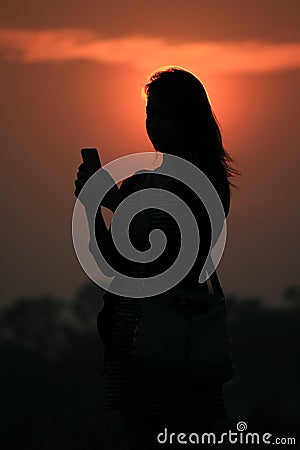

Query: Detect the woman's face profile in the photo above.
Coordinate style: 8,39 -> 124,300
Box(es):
146,92 -> 185,154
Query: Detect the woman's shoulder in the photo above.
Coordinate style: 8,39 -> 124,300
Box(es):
120,167 -> 230,217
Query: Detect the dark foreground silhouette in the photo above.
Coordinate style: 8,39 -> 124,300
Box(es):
0,283 -> 299,449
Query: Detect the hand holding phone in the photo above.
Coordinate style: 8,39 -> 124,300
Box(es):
81,148 -> 101,169
74,148 -> 101,197
75,147 -> 121,210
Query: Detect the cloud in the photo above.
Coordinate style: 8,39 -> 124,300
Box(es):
1,28 -> 300,74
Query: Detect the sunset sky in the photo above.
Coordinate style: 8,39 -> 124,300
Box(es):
1,0 -> 299,308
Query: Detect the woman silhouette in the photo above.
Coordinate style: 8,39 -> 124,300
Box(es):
75,67 -> 238,449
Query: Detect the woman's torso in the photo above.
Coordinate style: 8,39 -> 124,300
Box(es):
109,165 -> 229,293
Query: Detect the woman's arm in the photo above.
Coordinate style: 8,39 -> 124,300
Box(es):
85,172 -> 151,277
75,164 -> 149,277
87,187 -> 126,277
74,162 -> 128,276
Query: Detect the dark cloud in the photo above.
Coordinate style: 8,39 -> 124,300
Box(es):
0,0 -> 299,43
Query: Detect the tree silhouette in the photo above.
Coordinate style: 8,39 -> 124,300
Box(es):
0,284 -> 299,449
283,285 -> 300,308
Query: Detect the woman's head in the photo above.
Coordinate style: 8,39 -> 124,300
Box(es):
143,67 -> 239,185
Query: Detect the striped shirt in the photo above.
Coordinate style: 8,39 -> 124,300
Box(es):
101,169 -> 228,420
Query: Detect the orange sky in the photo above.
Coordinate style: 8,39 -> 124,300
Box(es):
1,1 -> 299,308
1,28 -> 300,74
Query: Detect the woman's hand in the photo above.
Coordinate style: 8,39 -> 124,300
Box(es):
74,163 -> 123,211
74,162 -> 95,197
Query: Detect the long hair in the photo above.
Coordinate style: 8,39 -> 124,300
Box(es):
143,67 -> 240,188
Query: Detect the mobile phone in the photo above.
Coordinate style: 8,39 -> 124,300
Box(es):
81,148 -> 101,169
